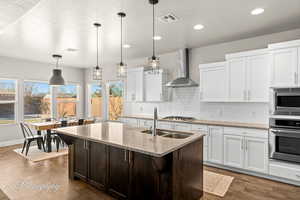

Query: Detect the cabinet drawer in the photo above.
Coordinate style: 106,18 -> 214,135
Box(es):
191,124 -> 208,132
224,127 -> 268,139
270,163 -> 300,182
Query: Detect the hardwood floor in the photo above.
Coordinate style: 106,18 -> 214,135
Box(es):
0,144 -> 299,200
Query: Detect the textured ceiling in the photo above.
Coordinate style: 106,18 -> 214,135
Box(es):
0,0 -> 300,68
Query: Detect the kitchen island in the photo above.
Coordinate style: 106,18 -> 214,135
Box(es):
55,122 -> 204,200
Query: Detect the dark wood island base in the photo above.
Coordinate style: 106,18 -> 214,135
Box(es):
60,135 -> 203,200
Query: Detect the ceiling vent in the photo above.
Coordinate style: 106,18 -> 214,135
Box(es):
158,13 -> 179,23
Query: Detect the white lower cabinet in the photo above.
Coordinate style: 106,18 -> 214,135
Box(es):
208,126 -> 224,164
223,127 -> 269,174
223,135 -> 244,168
244,137 -> 269,173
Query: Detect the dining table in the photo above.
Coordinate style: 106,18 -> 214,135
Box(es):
28,119 -> 94,152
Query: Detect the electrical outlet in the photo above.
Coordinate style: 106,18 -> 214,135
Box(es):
139,106 -> 143,112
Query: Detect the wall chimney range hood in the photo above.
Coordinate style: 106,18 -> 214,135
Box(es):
165,48 -> 198,88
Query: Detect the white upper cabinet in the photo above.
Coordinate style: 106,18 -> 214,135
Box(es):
269,40 -> 300,88
246,54 -> 270,102
227,58 -> 247,101
199,62 -> 227,102
226,49 -> 270,102
144,70 -> 167,102
126,68 -> 144,102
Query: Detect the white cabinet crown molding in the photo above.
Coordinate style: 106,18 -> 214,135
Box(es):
268,39 -> 300,50
225,48 -> 269,60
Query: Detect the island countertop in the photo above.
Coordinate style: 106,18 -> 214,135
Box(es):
54,122 -> 205,157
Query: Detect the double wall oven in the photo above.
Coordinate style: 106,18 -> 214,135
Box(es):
270,117 -> 300,163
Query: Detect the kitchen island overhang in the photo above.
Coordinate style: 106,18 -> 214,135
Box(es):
55,122 -> 205,200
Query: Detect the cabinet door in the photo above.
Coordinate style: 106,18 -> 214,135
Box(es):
145,72 -> 163,102
130,152 -> 160,200
270,48 -> 298,87
108,147 -> 129,200
135,70 -> 144,102
208,127 -> 223,164
199,64 -> 227,102
126,71 -> 136,101
247,54 -> 270,102
223,135 -> 244,168
173,123 -> 191,131
227,58 -> 247,101
244,137 -> 269,174
74,139 -> 88,180
88,141 -> 107,190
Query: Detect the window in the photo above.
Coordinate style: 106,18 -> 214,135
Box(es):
107,81 -> 124,120
24,81 -> 51,122
88,84 -> 102,119
56,84 -> 78,119
0,79 -> 16,124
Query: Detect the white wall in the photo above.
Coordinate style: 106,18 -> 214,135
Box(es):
0,56 -> 85,146
111,28 -> 300,124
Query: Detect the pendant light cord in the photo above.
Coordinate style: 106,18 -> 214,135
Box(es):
152,3 -> 155,58
96,26 -> 99,67
121,15 -> 123,64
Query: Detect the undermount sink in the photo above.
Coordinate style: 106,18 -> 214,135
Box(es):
140,129 -> 171,136
162,132 -> 193,139
141,129 -> 193,139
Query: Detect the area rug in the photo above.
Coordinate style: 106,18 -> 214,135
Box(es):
13,145 -> 68,162
0,189 -> 9,200
203,170 -> 234,197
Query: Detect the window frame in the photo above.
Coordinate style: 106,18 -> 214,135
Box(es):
55,83 -> 80,119
87,83 -> 103,119
23,80 -> 52,122
0,78 -> 18,125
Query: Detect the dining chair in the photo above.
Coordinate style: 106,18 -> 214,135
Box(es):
20,123 -> 46,156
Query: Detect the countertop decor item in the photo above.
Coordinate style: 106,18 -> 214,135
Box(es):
117,12 -> 127,79
148,0 -> 160,73
49,54 -> 65,86
92,23 -> 102,81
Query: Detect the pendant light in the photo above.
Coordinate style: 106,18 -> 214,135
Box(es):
148,0 -> 160,73
93,23 -> 102,81
117,12 -> 127,79
49,54 -> 65,86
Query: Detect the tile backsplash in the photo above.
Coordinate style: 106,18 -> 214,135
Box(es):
124,87 -> 269,124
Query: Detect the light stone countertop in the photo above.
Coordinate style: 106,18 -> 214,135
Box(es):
120,115 -> 269,130
54,122 -> 205,157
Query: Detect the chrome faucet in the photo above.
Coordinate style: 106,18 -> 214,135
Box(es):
153,107 -> 158,136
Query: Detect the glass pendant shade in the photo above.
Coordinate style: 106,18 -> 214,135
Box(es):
93,66 -> 102,81
49,54 -> 65,86
117,62 -> 127,78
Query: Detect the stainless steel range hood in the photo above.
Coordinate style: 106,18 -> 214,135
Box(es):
165,49 -> 198,88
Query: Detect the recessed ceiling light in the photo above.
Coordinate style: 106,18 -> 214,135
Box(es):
251,8 -> 265,15
193,24 -> 204,30
123,44 -> 131,48
153,35 -> 162,40
65,48 -> 79,52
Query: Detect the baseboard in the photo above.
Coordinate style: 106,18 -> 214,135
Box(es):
204,161 -> 300,186
0,139 -> 23,147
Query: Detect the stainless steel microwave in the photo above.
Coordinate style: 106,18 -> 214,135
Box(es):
273,88 -> 300,115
